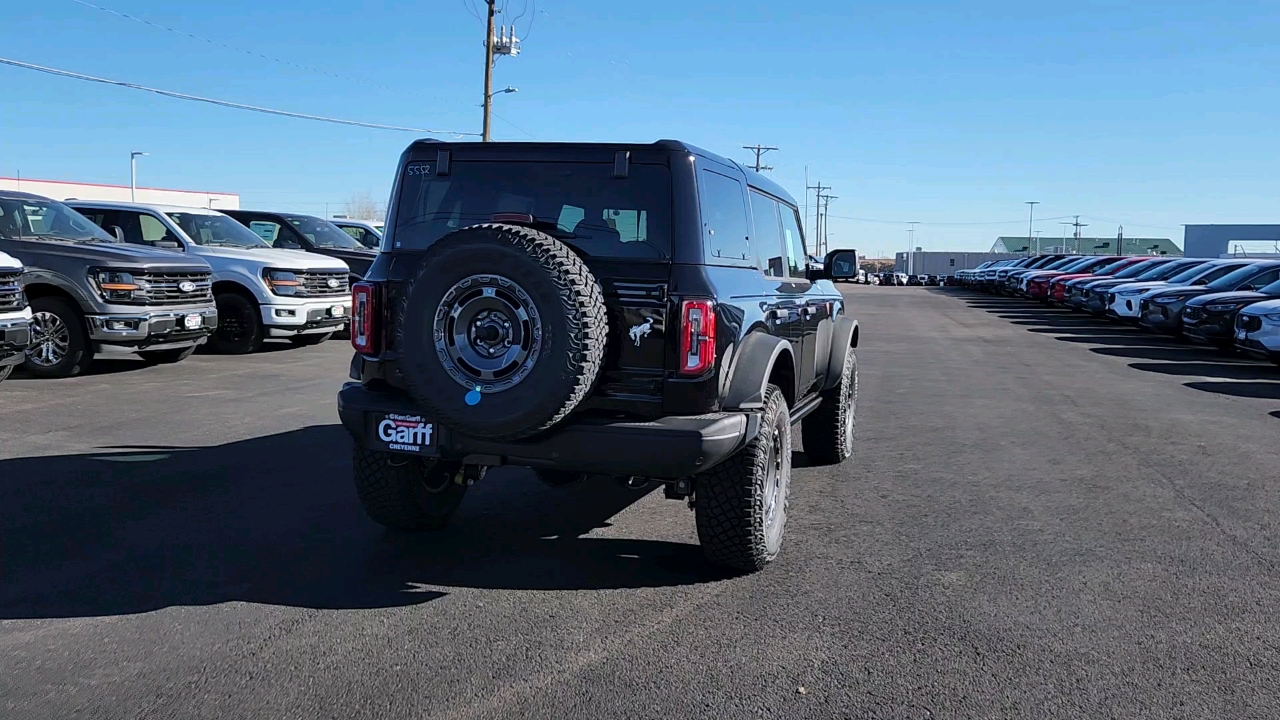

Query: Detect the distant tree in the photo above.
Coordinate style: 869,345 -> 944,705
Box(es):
343,192 -> 384,221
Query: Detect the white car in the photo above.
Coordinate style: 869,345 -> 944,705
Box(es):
1106,259 -> 1252,322
1234,298 -> 1280,364
67,201 -> 352,354
0,250 -> 32,383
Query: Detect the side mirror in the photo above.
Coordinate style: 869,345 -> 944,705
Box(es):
155,240 -> 181,250
1239,284 -> 1256,292
1193,278 -> 1208,286
108,226 -> 125,243
824,249 -> 859,280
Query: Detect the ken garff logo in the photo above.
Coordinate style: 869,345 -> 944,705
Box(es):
177,281 -> 197,293
628,316 -> 655,346
326,277 -> 341,289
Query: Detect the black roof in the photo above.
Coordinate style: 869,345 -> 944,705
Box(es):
403,139 -> 801,209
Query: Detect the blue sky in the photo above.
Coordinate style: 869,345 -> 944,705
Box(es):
3,1 -> 1280,255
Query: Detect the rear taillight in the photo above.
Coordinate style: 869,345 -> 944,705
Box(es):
352,282 -> 378,355
679,299 -> 717,376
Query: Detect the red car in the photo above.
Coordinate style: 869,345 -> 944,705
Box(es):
1046,257 -> 1148,305
1025,256 -> 1106,301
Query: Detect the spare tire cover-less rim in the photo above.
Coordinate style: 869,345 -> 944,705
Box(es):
397,224 -> 608,442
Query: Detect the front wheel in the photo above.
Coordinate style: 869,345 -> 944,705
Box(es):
801,346 -> 857,465
695,384 -> 791,572
138,346 -> 197,365
353,447 -> 467,531
207,292 -> 263,355
23,297 -> 93,379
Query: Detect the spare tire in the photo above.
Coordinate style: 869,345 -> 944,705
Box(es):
397,223 -> 607,441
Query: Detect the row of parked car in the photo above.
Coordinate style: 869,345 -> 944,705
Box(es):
876,272 -> 959,286
955,254 -> 1280,363
0,189 -> 386,383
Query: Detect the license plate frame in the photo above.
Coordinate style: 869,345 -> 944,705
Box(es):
183,313 -> 202,331
330,304 -> 346,318
1236,327 -> 1248,341
368,412 -> 438,456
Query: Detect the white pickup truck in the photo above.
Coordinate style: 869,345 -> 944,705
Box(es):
67,201 -> 353,354
0,250 -> 32,383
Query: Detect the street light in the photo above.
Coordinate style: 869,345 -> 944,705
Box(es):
489,86 -> 518,99
130,151 -> 148,202
1024,201 -> 1039,255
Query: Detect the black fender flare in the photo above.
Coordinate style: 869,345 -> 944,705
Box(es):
820,315 -> 858,392
721,332 -> 793,411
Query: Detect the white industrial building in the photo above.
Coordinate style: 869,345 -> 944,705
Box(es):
0,176 -> 239,210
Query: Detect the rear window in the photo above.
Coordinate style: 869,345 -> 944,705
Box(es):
392,160 -> 672,259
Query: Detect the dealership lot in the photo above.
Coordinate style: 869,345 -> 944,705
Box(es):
3,285 -> 1280,718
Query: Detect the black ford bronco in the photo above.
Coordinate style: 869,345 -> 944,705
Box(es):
337,140 -> 859,571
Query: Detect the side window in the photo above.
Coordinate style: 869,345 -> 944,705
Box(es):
339,226 -> 363,241
248,220 -> 283,245
749,191 -> 784,278
1248,268 -> 1280,288
1200,264 -> 1243,284
138,214 -> 171,243
699,169 -> 752,266
779,205 -> 807,279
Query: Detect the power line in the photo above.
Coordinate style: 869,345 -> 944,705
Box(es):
0,56 -> 479,136
69,0 -> 533,139
825,214 -> 1075,226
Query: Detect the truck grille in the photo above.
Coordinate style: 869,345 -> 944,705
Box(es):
0,271 -> 23,311
136,271 -> 213,305
297,271 -> 349,297
1183,307 -> 1203,321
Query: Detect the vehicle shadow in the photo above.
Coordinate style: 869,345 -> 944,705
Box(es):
1091,346 -> 1225,362
1128,361 -> 1280,382
1184,381 -> 1280,400
8,358 -> 152,380
0,425 -> 725,621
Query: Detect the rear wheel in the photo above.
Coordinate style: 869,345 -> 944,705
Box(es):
208,292 -> 263,355
352,447 -> 467,531
290,332 -> 333,347
138,346 -> 196,365
24,297 -> 93,379
695,384 -> 791,572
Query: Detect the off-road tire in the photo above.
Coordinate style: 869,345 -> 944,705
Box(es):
695,384 -> 791,572
24,297 -> 93,379
208,291 -> 263,355
352,446 -> 467,531
397,223 -> 608,441
290,332 -> 333,347
138,346 -> 197,365
801,346 -> 857,465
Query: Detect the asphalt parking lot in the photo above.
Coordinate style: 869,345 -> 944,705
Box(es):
3,285 -> 1280,719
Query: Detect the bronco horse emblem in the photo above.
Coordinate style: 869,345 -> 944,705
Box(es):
628,317 -> 655,346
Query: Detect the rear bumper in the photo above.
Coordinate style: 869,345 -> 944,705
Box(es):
337,383 -> 759,479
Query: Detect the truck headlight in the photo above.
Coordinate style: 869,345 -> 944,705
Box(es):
94,270 -> 139,302
264,269 -> 302,296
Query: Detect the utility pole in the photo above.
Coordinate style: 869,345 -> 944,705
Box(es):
1116,225 -> 1124,256
1071,215 -> 1088,255
1059,221 -> 1073,253
1025,201 -> 1039,255
818,193 -> 837,256
806,181 -> 829,246
742,145 -> 777,172
481,0 -> 496,142
1033,230 -> 1042,255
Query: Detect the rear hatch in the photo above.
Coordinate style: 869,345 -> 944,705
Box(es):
382,149 -> 675,414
